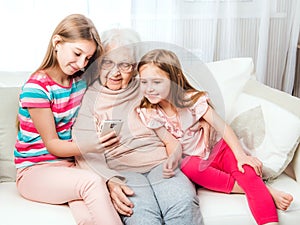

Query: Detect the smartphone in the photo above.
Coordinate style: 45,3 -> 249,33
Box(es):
98,120 -> 123,137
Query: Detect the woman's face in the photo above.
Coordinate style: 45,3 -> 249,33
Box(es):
99,46 -> 136,90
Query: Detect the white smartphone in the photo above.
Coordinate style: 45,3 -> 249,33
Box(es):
98,120 -> 123,137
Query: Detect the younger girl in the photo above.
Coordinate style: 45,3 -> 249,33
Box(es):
137,49 -> 293,225
15,14 -> 122,225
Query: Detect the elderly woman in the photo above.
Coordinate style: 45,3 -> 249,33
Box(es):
72,28 -> 203,225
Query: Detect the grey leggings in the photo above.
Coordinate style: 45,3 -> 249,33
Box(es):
120,163 -> 203,225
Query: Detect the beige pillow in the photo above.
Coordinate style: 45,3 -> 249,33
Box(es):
228,79 -> 300,180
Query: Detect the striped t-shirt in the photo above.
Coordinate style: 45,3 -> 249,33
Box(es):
14,71 -> 87,168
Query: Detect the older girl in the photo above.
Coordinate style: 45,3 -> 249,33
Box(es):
15,14 -> 122,225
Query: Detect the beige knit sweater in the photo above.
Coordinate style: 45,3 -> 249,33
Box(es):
72,77 -> 167,181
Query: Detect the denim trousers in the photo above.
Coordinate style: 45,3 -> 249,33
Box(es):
120,163 -> 203,225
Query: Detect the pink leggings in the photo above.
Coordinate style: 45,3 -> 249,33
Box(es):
16,160 -> 122,225
181,139 -> 278,225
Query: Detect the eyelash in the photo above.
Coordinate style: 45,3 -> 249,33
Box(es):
140,81 -> 161,84
75,52 -> 91,62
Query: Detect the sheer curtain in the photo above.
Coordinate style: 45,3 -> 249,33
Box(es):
1,0 -> 298,94
131,0 -> 300,94
0,0 -> 131,72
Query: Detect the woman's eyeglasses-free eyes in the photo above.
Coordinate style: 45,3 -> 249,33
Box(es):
101,59 -> 135,73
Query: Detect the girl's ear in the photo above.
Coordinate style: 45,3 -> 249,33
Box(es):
52,34 -> 62,51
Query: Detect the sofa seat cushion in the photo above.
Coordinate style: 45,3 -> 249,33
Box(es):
198,173 -> 300,225
0,182 -> 75,225
1,174 -> 299,225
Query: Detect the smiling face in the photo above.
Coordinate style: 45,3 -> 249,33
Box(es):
99,46 -> 136,90
55,37 -> 96,76
139,63 -> 171,105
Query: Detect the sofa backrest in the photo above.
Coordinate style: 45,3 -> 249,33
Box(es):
0,72 -> 30,182
0,60 -> 299,183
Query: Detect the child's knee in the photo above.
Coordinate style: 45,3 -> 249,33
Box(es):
243,165 -> 259,179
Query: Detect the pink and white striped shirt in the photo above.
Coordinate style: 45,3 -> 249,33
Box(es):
14,71 -> 86,168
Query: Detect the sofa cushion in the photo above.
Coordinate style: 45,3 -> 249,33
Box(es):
206,57 -> 253,120
0,72 -> 30,182
0,87 -> 20,182
0,182 -> 75,225
0,71 -> 29,87
228,79 -> 300,180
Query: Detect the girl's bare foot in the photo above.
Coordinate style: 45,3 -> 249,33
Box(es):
230,182 -> 293,210
267,186 -> 293,211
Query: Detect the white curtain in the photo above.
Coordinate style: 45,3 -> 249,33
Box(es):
131,0 -> 300,94
0,0 -> 131,72
1,0 -> 298,94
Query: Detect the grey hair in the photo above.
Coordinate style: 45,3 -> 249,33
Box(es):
101,28 -> 141,49
101,28 -> 142,62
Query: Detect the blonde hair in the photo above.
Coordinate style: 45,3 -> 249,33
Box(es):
35,14 -> 102,77
16,14 -> 102,131
138,49 -> 208,109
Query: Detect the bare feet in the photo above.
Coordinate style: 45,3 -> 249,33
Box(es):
267,186 -> 293,211
230,182 -> 293,210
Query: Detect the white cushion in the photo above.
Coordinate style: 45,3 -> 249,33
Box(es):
0,72 -> 30,182
0,71 -> 30,87
228,79 -> 300,180
0,182 -> 75,225
206,57 -> 254,120
0,87 -> 20,181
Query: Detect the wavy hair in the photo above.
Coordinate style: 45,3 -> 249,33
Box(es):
138,49 -> 208,109
35,14 -> 102,79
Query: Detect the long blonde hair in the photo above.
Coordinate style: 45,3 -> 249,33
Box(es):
17,14 -> 103,131
138,49 -> 208,109
35,14 -> 102,78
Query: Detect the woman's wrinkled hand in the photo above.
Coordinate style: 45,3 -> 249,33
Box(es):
107,177 -> 135,216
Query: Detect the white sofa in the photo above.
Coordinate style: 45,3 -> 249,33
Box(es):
0,58 -> 299,225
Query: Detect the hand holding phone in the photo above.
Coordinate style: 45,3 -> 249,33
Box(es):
98,120 -> 123,137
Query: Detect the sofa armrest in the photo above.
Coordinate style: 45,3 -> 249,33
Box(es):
289,144 -> 300,183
